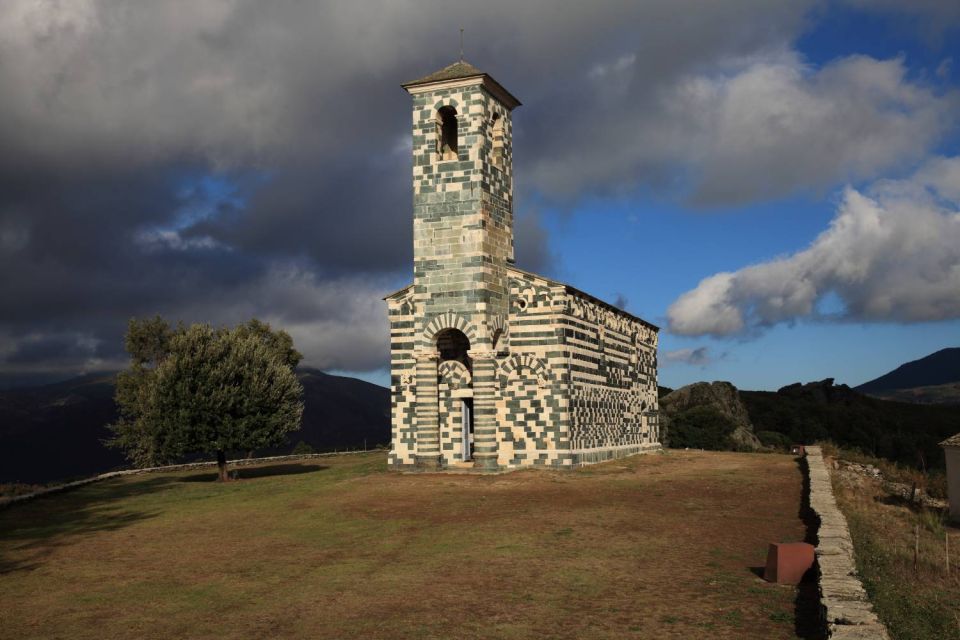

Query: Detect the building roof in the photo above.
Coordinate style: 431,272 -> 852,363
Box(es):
508,265 -> 660,332
383,283 -> 413,300
941,432 -> 960,448
402,59 -> 521,109
403,60 -> 485,86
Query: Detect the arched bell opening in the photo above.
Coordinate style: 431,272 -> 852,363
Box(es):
436,106 -> 459,161
491,112 -> 504,167
436,327 -> 471,372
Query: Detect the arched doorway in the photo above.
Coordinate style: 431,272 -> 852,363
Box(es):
436,328 -> 473,461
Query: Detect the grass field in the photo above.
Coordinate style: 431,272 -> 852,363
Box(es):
1,450 -> 812,639
830,453 -> 960,640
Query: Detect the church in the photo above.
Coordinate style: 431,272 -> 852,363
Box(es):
386,60 -> 660,471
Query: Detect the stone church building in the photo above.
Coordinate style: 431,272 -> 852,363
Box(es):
386,60 -> 660,471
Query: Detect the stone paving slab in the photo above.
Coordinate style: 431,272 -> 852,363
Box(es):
806,446 -> 890,640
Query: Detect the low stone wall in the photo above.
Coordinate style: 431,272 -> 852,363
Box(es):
571,442 -> 662,466
806,446 -> 890,640
0,450 -> 375,509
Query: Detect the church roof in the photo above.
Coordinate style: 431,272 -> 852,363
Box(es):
403,60 -> 485,86
508,265 -> 660,332
383,283 -> 413,300
402,59 -> 521,109
941,432 -> 960,448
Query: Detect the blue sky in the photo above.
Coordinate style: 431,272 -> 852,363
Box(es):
522,5 -> 960,390
0,1 -> 958,391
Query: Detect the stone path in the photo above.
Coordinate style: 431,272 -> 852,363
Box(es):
806,446 -> 890,639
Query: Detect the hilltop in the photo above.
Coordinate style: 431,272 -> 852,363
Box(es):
658,376 -> 960,470
0,450 -> 811,639
856,347 -> 960,405
657,347 -> 960,469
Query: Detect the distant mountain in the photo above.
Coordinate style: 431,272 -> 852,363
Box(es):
0,367 -> 389,484
856,348 -> 960,404
868,383 -> 960,406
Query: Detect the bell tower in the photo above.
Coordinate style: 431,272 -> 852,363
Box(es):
402,60 -> 521,471
402,60 -> 521,349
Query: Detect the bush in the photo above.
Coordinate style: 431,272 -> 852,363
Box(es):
666,406 -> 737,450
757,430 -> 792,450
292,441 -> 315,455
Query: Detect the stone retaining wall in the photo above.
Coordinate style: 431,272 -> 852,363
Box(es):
806,445 -> 890,640
0,450 -> 375,510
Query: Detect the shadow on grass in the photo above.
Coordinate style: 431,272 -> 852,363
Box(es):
178,463 -> 328,483
0,475 -> 178,575
795,456 -> 827,640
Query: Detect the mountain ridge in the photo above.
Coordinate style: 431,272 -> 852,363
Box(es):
856,347 -> 960,393
0,367 -> 390,484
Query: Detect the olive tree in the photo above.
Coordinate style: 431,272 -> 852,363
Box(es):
109,317 -> 304,481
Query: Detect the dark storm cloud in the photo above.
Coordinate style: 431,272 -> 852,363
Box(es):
5,333 -> 99,365
1,0 -> 951,377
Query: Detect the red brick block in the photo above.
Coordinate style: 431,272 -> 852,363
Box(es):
764,542 -> 815,584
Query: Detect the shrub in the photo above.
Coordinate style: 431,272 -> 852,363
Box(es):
757,430 -> 792,450
292,441 -> 315,455
666,406 -> 737,450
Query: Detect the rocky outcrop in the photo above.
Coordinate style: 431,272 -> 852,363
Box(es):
778,378 -> 859,404
660,381 -> 762,450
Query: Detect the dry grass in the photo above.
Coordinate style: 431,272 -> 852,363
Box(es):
1,451 -> 810,639
830,454 -> 960,640
0,483 -> 46,500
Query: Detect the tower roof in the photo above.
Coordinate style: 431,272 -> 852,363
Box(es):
403,60 -> 485,86
402,59 -> 521,109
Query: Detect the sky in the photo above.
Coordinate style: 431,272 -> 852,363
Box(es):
0,0 -> 958,391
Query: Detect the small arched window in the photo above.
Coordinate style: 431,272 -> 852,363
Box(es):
491,113 -> 504,168
436,106 -> 458,161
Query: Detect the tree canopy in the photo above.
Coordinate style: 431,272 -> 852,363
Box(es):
664,405 -> 738,451
109,317 -> 304,480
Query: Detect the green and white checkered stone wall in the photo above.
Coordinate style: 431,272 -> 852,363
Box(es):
410,81 -> 514,351
386,68 -> 659,470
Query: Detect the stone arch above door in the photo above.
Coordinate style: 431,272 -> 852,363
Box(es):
499,354 -> 551,387
438,360 -> 472,389
421,312 -> 480,349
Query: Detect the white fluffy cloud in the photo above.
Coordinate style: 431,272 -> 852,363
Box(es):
667,157 -> 960,336
530,52 -> 957,205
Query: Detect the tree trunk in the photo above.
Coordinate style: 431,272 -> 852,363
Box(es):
217,449 -> 229,482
